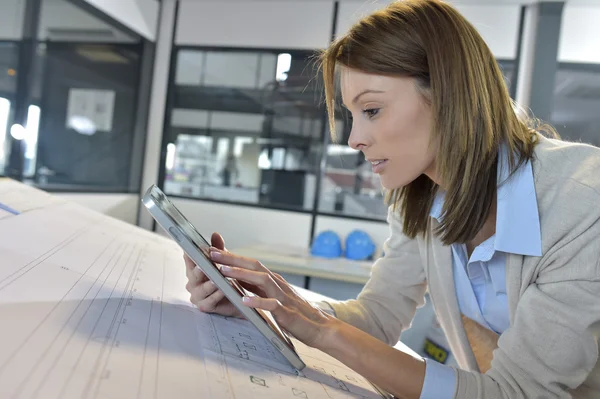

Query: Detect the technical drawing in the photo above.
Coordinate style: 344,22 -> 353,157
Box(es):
243,342 -> 257,350
250,376 -> 267,387
293,388 -> 308,398
0,181 -> 387,399
337,380 -> 350,392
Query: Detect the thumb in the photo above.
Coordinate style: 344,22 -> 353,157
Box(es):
211,232 -> 226,251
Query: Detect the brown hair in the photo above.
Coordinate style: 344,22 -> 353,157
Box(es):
319,0 -> 542,245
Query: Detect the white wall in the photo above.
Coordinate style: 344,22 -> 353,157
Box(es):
0,0 -> 142,42
336,1 -> 521,59
176,0 -> 334,49
0,0 -> 24,40
83,0 -> 159,41
559,4 -> 600,64
139,0 -> 177,230
337,0 -> 600,63
57,193 -> 139,224
166,198 -> 312,250
39,0 -> 137,42
455,4 -> 521,59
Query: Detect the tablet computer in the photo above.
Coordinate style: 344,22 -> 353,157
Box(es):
141,185 -> 306,371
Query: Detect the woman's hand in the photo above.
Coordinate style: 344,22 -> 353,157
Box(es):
184,232 -> 258,318
209,248 -> 337,348
201,245 -> 426,399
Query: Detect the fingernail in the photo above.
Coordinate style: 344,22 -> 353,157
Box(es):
210,251 -> 221,260
242,296 -> 251,304
221,265 -> 231,272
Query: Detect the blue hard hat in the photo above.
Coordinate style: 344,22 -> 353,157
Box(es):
345,230 -> 376,260
310,230 -> 343,258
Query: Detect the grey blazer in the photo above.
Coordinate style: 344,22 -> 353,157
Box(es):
329,135 -> 600,398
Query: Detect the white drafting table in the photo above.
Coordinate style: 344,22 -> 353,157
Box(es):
0,179 -> 419,399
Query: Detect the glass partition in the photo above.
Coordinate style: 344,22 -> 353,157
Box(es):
34,42 -> 142,190
0,42 -> 19,173
162,48 -> 325,211
1,0 -> 146,193
550,63 -> 600,147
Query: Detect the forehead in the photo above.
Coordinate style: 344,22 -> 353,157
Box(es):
340,67 -> 391,101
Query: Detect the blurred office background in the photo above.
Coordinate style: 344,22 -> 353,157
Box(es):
1,0 -> 600,297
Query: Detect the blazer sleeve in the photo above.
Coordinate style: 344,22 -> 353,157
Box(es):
328,207 -> 427,346
453,210 -> 600,398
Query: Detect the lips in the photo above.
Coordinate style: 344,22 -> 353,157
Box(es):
369,159 -> 388,173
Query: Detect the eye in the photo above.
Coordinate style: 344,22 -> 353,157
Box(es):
363,108 -> 380,119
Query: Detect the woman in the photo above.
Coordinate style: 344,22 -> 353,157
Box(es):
184,1 -> 600,398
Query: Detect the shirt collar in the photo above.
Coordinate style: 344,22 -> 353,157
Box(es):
429,146 -> 542,256
495,146 -> 542,256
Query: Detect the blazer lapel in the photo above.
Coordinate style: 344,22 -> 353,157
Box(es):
505,253 -> 525,323
424,220 -> 479,371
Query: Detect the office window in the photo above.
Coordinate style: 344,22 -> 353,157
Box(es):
2,0 -> 146,192
318,59 -> 517,221
497,59 -> 515,92
33,43 -> 142,190
0,42 -> 19,98
162,48 -> 325,211
550,63 -> 600,147
0,42 -> 19,174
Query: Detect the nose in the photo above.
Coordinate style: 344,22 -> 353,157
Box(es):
348,127 -> 368,151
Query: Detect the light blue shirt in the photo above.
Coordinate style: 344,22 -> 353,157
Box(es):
419,150 -> 542,399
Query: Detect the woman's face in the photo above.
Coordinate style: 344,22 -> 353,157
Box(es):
341,67 -> 438,189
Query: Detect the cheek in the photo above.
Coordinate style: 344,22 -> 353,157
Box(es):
379,111 -> 434,189
382,151 -> 434,190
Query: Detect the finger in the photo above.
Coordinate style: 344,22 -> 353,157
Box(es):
271,273 -> 295,295
184,254 -> 196,271
220,266 -> 282,300
242,296 -> 293,321
186,264 -> 208,285
199,290 -> 226,312
211,232 -> 226,251
190,279 -> 219,304
239,281 -> 266,297
210,250 -> 269,273
193,266 -> 208,283
185,264 -> 194,282
184,256 -> 209,286
184,254 -> 209,282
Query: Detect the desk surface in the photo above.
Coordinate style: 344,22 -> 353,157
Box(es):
0,179 -> 418,399
236,244 -> 374,284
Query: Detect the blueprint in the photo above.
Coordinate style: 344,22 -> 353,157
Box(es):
0,180 -> 385,399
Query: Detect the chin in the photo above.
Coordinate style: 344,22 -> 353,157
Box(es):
380,178 -> 404,191
380,174 -> 418,190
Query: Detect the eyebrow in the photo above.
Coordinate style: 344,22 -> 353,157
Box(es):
352,89 -> 385,104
